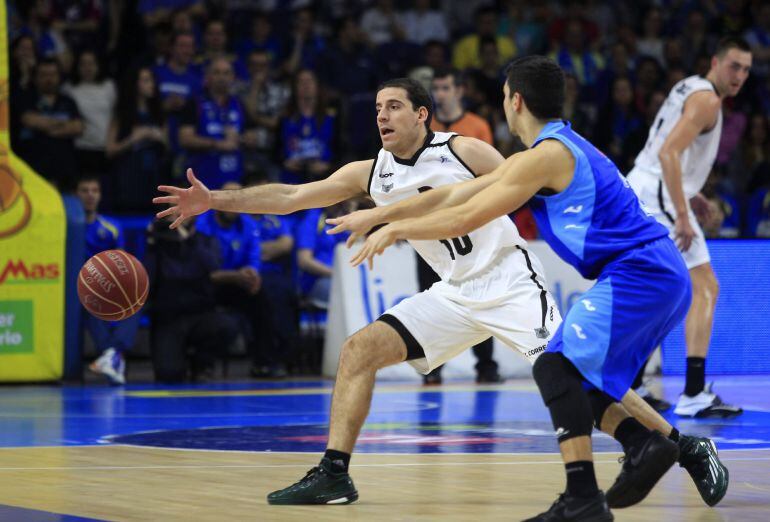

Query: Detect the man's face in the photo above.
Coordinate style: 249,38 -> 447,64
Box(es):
36,64 -> 60,94
431,76 -> 461,112
205,22 -> 227,52
375,87 -> 425,151
476,13 -> 496,37
207,59 -> 234,94
248,53 -> 271,79
76,180 -> 100,212
713,48 -> 752,98
173,35 -> 195,65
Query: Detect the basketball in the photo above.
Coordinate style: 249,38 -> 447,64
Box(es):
77,249 -> 149,321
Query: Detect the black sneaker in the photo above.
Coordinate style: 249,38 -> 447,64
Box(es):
423,372 -> 442,385
267,458 -> 358,505
605,430 -> 679,508
635,385 -> 671,412
678,435 -> 729,506
476,370 -> 504,384
522,491 -> 614,521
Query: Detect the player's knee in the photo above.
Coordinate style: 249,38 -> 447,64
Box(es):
532,352 -> 570,405
587,389 -> 614,430
339,332 -> 380,374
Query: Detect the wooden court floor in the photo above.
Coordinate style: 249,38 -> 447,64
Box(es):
0,445 -> 768,521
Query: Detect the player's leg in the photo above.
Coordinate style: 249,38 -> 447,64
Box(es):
524,352 -> 613,522
675,260 -> 741,417
268,288 -> 487,505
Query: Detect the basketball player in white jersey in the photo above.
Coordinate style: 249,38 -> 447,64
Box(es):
155,78 -> 726,508
626,37 -> 752,418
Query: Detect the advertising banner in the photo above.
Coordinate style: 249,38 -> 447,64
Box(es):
0,0 -> 66,381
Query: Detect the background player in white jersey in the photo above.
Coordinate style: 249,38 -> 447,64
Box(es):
155,78 -> 726,508
626,37 -> 752,418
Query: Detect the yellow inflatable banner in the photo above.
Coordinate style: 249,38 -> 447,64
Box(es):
0,0 -> 65,380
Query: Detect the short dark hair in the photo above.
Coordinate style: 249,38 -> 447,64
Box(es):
377,78 -> 433,129
715,36 -> 751,57
504,55 -> 564,120
432,67 -> 462,87
35,58 -> 60,75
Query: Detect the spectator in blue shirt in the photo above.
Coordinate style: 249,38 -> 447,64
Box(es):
295,204 -> 350,309
179,57 -> 244,189
197,182 -> 291,377
251,183 -> 298,377
76,175 -> 140,385
153,32 -> 202,159
280,69 -> 335,184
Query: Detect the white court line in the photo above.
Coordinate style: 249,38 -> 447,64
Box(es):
0,456 -> 769,472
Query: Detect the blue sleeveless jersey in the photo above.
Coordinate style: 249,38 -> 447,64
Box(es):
529,121 -> 669,280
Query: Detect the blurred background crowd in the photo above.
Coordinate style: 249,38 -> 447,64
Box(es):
8,0 -> 770,382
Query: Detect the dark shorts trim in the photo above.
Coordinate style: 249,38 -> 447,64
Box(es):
377,313 -> 426,361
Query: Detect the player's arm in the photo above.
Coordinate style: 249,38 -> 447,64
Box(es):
326,137 -> 505,244
154,161 -> 370,229
350,143 -> 567,266
658,91 -> 720,251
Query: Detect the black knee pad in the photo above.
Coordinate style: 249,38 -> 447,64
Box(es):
587,389 -> 615,429
532,352 -> 594,443
532,352 -> 571,404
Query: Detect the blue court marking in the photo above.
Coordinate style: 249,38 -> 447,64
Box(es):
1,377 -> 770,452
0,504 -> 105,521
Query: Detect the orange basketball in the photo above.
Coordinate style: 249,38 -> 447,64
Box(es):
77,250 -> 149,321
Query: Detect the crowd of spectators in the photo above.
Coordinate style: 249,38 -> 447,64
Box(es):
9,0 -> 770,381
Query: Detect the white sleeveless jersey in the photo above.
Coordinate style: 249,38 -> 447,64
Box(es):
368,131 -> 525,282
633,75 -> 723,197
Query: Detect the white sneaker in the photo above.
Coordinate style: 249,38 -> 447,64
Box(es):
89,348 -> 126,385
674,383 -> 742,418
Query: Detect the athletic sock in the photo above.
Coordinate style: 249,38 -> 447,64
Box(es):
684,357 -> 706,397
565,461 -> 599,498
323,449 -> 351,473
613,417 -> 650,453
668,427 -> 680,443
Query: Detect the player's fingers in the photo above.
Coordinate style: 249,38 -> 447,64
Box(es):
157,185 -> 183,195
155,207 -> 177,219
325,217 -> 341,226
152,195 -> 178,205
326,223 -> 344,235
186,168 -> 198,186
345,233 -> 357,249
367,254 -> 374,270
170,215 -> 185,230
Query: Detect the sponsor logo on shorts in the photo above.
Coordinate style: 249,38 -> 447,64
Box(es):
534,326 -> 550,339
382,182 -> 394,193
525,344 -> 547,358
581,299 -> 596,311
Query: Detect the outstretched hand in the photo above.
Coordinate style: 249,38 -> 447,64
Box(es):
349,224 -> 399,269
153,168 -> 212,229
325,207 -> 381,248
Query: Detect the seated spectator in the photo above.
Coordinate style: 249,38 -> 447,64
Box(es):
468,36 -> 505,112
498,0 -> 548,56
453,7 -> 516,71
196,19 -> 246,80
743,3 -> 770,80
252,199 -> 298,377
17,59 -> 83,189
748,187 -> 770,237
282,7 -> 326,76
9,35 -> 38,151
239,50 -> 289,183
430,68 -> 493,145
153,32 -> 202,163
562,73 -> 594,140
145,215 -> 238,383
400,0 -> 448,46
296,204 -> 350,310
235,12 -> 282,66
105,67 -> 168,213
179,57 -> 244,189
549,17 -> 604,96
422,39 -> 450,72
51,0 -> 104,53
318,16 -> 378,101
280,69 -> 335,184
594,77 -> 644,173
360,0 -> 405,47
75,175 -> 140,385
18,0 -> 71,72
63,50 -> 116,177
636,7 -> 666,66
632,56 -> 663,115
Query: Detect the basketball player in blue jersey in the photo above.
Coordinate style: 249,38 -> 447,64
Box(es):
155,77 -> 725,513
344,57 -> 716,520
